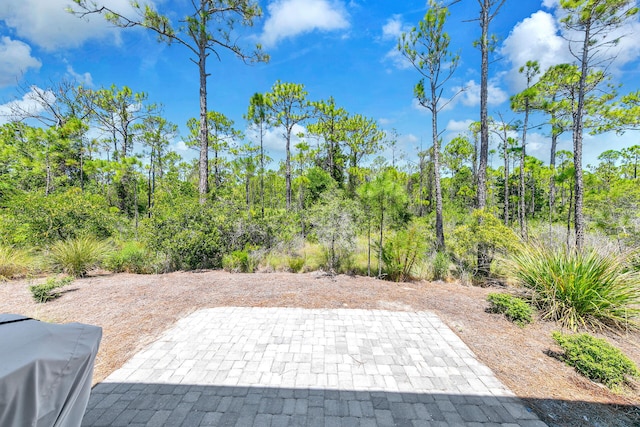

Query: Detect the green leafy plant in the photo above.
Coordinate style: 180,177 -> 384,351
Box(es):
487,293 -> 534,327
450,209 -> 521,277
222,249 -> 255,273
49,236 -> 110,277
0,246 -> 32,280
381,219 -> 430,282
511,244 -> 640,331
552,332 -> 639,389
431,251 -> 450,281
103,241 -> 155,274
287,256 -> 305,273
29,276 -> 74,303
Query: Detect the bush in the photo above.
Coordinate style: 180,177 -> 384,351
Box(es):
552,332 -> 639,389
0,188 -> 120,247
511,244 -> 640,331
49,236 -> 110,277
222,249 -> 256,273
431,251 -> 450,281
288,256 -> 305,273
487,293 -> 534,327
29,276 -> 74,303
381,219 -> 430,282
103,241 -> 156,274
142,199 -> 271,271
0,246 -> 32,280
450,209 -> 521,277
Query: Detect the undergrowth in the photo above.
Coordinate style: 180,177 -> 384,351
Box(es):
552,332 -> 639,389
29,276 -> 74,303
487,293 -> 534,327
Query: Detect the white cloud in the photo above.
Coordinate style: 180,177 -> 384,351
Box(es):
378,118 -> 394,126
0,0 -> 136,51
453,79 -> 508,107
384,48 -> 412,70
446,119 -> 475,133
66,64 -> 94,87
249,123 -> 307,153
260,0 -> 349,48
501,7 -> 640,92
500,11 -> 570,91
0,37 -> 41,87
382,14 -> 403,40
0,86 -> 54,124
175,140 -> 189,152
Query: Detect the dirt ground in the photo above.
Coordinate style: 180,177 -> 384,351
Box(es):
1,271 -> 639,426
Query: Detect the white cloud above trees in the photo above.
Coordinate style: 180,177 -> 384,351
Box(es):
0,37 -> 41,87
0,0 -> 136,51
260,0 -> 350,48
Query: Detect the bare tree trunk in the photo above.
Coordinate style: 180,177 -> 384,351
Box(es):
432,95 -> 445,251
285,132 -> 292,210
549,126 -> 558,229
519,104 -> 529,241
573,22 -> 591,251
198,31 -> 209,205
476,0 -> 491,277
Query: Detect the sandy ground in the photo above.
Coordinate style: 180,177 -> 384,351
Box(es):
1,270 -> 638,426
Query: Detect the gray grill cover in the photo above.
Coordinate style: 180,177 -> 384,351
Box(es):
0,314 -> 102,427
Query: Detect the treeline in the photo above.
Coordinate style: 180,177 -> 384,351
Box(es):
1,78 -> 639,279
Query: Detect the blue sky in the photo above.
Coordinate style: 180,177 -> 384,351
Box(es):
1,0 -> 640,169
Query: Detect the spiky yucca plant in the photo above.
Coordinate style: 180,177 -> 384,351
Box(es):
49,237 -> 110,277
511,245 -> 640,331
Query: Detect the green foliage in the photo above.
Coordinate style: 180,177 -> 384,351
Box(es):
381,219 -> 430,281
309,189 -> 360,272
487,293 -> 534,327
552,331 -> 639,389
29,276 -> 74,303
511,244 -> 640,331
0,246 -> 32,280
451,209 -> 521,274
431,251 -> 451,281
103,241 -> 157,274
142,198 -> 271,271
288,256 -> 305,273
0,188 -> 120,247
49,236 -> 110,277
222,249 -> 256,273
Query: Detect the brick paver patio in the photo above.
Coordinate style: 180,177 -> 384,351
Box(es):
82,307 -> 547,426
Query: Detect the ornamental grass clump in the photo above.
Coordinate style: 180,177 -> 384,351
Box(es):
511,245 -> 640,331
49,236 -> 110,277
0,246 -> 32,280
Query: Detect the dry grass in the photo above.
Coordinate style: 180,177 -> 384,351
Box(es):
1,271 -> 639,426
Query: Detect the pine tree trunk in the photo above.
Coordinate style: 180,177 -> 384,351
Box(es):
432,95 -> 445,251
198,26 -> 209,205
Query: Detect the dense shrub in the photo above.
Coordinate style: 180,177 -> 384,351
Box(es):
431,251 -> 450,281
552,332 -> 639,388
29,276 -> 74,303
142,199 -> 271,271
450,209 -> 521,276
49,236 -> 110,277
0,246 -> 32,280
381,219 -> 430,282
309,189 -> 360,273
103,241 -> 156,274
511,244 -> 640,331
487,293 -> 534,327
0,188 -> 120,247
222,249 -> 256,273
